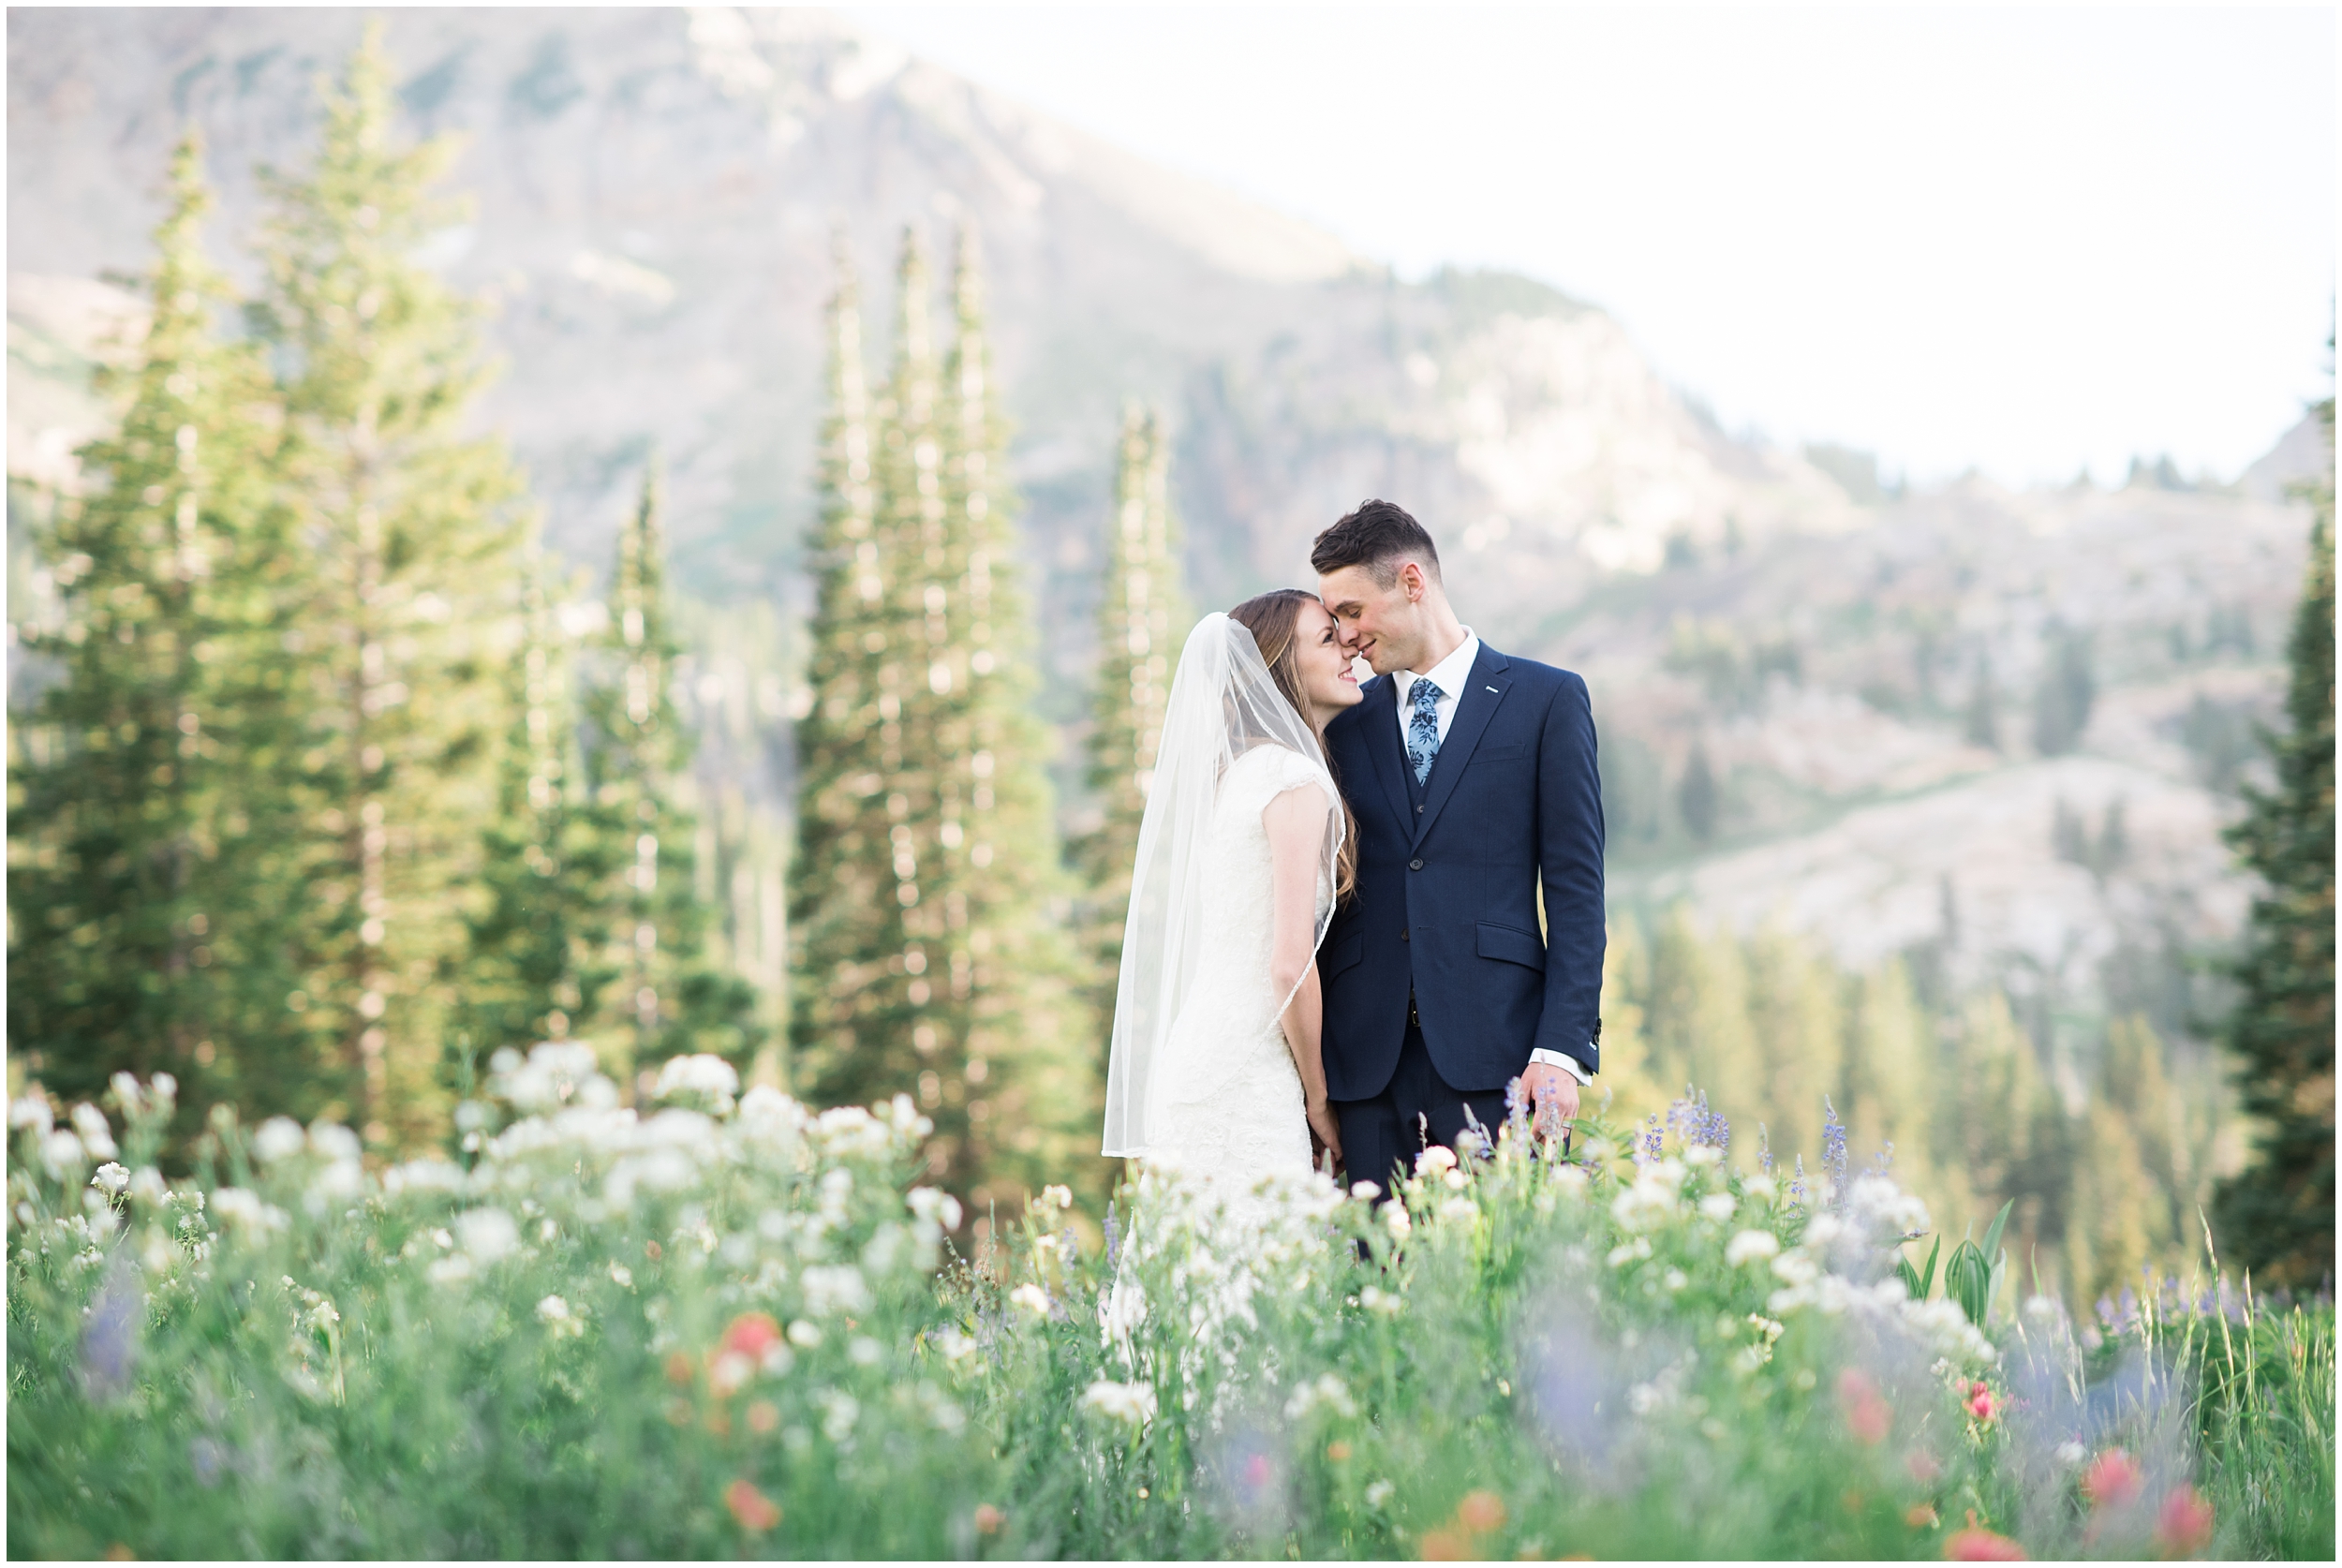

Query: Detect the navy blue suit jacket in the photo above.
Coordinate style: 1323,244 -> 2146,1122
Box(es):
1318,643 -> 1605,1102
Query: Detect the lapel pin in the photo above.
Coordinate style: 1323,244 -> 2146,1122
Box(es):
1485,686 -> 1499,693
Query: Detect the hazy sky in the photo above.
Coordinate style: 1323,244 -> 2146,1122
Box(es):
850,6 -> 2334,488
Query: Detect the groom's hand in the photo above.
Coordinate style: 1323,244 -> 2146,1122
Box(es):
1519,1062 -> 1579,1139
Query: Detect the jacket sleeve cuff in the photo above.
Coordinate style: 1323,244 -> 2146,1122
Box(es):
1528,1048 -> 1593,1086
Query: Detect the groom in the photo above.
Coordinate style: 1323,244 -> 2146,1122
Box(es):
1312,501 -> 1604,1191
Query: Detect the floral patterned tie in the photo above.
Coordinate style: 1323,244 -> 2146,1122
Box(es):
1407,676 -> 1442,784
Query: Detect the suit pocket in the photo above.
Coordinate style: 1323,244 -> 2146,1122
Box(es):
1324,931 -> 1364,977
1476,923 -> 1546,971
1476,743 -> 1530,762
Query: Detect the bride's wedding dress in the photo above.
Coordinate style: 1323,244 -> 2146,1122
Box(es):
1101,612 -> 1345,1217
1143,744 -> 1338,1191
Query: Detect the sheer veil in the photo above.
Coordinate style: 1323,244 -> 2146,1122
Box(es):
1100,612 -> 1343,1159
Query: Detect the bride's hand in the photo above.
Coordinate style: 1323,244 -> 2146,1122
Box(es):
1307,1099 -> 1343,1171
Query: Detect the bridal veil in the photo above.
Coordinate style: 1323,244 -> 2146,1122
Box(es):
1100,611 -> 1344,1159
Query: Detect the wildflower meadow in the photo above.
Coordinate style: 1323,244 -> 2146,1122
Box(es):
7,1054 -> 2332,1560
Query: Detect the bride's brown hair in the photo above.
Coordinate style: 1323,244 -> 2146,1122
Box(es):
1228,588 -> 1359,900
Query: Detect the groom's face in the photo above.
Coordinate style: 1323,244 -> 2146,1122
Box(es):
1319,559 -> 1431,676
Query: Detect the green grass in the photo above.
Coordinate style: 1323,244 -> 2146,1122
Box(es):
8,1058 -> 2330,1559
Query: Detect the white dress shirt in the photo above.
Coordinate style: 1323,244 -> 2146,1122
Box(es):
1392,628 -> 1593,1087
1391,627 -> 1481,754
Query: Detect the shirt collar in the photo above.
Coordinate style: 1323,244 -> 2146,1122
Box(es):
1402,627 -> 1479,700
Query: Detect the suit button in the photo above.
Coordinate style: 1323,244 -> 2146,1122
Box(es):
1409,858 -> 1423,871
1416,804 -> 1424,814
1400,928 -> 1410,941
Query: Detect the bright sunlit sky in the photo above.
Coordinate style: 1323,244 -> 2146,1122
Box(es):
849,5 -> 2335,488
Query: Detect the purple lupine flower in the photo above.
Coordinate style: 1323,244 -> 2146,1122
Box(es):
1641,1115 -> 1664,1165
1667,1090 -> 1695,1150
1869,1141 -> 1895,1176
1789,1154 -> 1808,1207
1699,1094 -> 1730,1154
1756,1123 -> 1775,1177
1103,1204 -> 1121,1271
1821,1096 -> 1848,1211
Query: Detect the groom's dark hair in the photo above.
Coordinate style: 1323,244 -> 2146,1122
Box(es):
1311,499 -> 1442,588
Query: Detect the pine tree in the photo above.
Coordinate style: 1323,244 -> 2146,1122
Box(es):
252,23 -> 527,1149
1744,922 -> 1846,1168
1075,403 -> 1189,1021
585,462 -> 760,1085
455,547 -> 620,1067
794,227 -> 1096,1208
1841,959 -> 1964,1216
790,237 -> 907,1109
2214,391 -> 2335,1291
8,134 -> 311,1140
1643,908 -> 1762,1136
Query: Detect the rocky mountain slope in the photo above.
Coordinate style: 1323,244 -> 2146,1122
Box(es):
9,7 -> 2325,1044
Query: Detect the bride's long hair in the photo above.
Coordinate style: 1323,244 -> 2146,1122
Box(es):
1228,588 -> 1359,901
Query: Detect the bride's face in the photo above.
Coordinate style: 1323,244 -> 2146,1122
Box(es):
1293,599 -> 1364,720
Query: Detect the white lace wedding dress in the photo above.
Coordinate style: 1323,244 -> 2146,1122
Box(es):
1141,744 -> 1338,1198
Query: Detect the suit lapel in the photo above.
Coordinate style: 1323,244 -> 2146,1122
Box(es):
1356,673 -> 1415,833
1414,643 -> 1512,847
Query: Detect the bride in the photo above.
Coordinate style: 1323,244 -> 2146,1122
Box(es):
1101,590 -> 1362,1191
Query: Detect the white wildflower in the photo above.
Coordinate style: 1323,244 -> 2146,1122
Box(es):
1415,1145 -> 1458,1176
1436,1196 -> 1479,1226
1081,1379 -> 1157,1425
252,1117 -> 307,1164
1365,1480 -> 1395,1509
1742,1175 -> 1779,1203
1009,1282 -> 1052,1316
10,1095 -> 53,1135
535,1294 -> 583,1337
1611,1175 -> 1681,1231
1770,1251 -> 1818,1286
1350,1180 -> 1383,1202
1549,1163 -> 1589,1197
609,1262 -> 634,1288
652,1053 -> 738,1110
818,1389 -> 860,1442
802,1265 -> 872,1316
455,1206 -> 519,1264
1282,1372 -> 1357,1419
907,1186 -> 964,1231
128,1167 -> 167,1206
1725,1230 -> 1781,1266
1698,1192 -> 1738,1221
1359,1285 -> 1404,1316
849,1337 -> 882,1367
1684,1144 -> 1722,1169
307,1121 -> 361,1163
209,1187 -> 289,1234
1041,1184 -> 1075,1210
70,1103 -> 118,1161
1663,1268 -> 1689,1292
91,1163 -> 130,1196
427,1254 -> 474,1285
934,1325 -> 978,1362
40,1130 -> 87,1179
382,1158 -> 464,1198
2055,1441 -> 2087,1466
1801,1213 -> 1845,1248
787,1319 -> 823,1348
